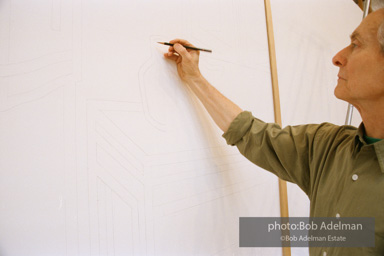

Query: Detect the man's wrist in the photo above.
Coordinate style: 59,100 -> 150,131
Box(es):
185,73 -> 204,85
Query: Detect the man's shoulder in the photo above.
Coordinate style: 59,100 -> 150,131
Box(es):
309,122 -> 358,149
288,122 -> 357,142
315,122 -> 357,136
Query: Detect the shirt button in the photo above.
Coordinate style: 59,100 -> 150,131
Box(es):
352,174 -> 358,181
336,213 -> 341,218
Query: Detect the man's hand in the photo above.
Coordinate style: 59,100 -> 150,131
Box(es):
163,39 -> 202,82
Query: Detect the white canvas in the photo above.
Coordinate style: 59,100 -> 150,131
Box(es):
0,0 -> 362,255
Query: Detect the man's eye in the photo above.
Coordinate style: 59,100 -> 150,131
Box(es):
351,43 -> 358,49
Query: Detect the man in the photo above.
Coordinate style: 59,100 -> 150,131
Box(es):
163,8 -> 384,256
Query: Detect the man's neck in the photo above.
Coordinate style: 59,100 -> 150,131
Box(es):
358,102 -> 384,139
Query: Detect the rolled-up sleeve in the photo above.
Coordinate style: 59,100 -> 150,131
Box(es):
222,111 -> 255,145
222,111 -> 326,196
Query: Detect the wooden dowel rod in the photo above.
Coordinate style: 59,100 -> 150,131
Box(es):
264,0 -> 291,255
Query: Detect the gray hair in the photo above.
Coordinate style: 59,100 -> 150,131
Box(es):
378,20 -> 384,52
374,2 -> 384,51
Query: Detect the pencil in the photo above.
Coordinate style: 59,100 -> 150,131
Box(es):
157,42 -> 212,53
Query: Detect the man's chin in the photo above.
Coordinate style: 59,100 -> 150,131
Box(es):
334,89 -> 355,107
334,85 -> 348,101
334,86 -> 342,99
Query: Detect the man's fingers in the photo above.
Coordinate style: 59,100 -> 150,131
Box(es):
169,38 -> 195,48
164,52 -> 179,62
173,43 -> 190,59
164,39 -> 196,63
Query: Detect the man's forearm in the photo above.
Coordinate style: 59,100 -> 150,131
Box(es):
163,40 -> 243,131
186,75 -> 243,133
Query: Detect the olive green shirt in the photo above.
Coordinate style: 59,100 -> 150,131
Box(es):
222,111 -> 384,256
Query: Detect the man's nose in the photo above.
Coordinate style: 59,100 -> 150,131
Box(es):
332,46 -> 349,67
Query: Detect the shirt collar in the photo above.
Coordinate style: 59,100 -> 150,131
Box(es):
355,122 -> 384,173
355,123 -> 366,145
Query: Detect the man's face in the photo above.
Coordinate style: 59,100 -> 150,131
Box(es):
333,9 -> 384,108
